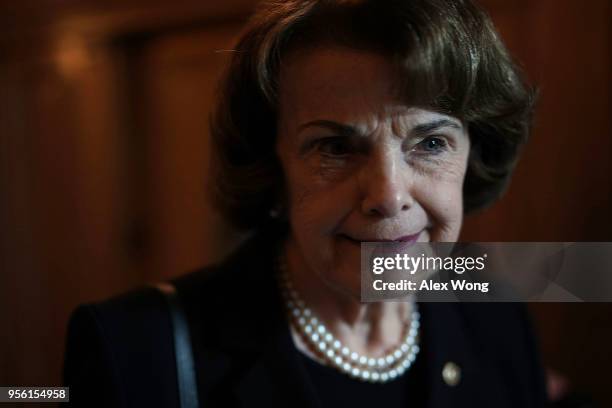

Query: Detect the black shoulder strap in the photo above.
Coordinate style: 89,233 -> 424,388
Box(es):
154,283 -> 201,408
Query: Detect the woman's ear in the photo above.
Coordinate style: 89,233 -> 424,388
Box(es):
268,197 -> 287,219
268,205 -> 282,219
269,182 -> 288,220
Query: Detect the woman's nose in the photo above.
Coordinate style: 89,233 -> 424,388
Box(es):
359,151 -> 413,218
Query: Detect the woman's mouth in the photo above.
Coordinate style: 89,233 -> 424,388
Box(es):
339,232 -> 425,260
339,231 -> 422,246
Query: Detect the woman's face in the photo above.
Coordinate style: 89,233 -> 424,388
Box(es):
276,46 -> 470,297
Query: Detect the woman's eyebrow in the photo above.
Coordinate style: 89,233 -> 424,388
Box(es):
412,119 -> 462,136
297,120 -> 358,137
297,118 -> 462,138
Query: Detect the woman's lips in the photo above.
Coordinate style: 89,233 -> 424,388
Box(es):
339,231 -> 425,261
340,231 -> 422,246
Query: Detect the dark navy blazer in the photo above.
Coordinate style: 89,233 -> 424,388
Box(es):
63,225 -> 548,407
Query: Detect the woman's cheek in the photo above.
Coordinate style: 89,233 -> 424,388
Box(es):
416,179 -> 464,242
414,153 -> 468,241
289,177 -> 350,237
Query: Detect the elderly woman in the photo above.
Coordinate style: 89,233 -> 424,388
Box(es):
64,0 -> 547,407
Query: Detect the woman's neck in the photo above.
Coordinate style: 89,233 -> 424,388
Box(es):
283,240 -> 414,357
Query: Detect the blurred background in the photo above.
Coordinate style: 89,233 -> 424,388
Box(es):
0,0 -> 610,406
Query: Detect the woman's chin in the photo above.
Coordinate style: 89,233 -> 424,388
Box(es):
322,274 -> 362,301
317,239 -> 364,299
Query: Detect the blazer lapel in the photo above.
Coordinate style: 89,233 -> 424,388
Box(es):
419,302 -> 511,408
233,322 -> 320,408
202,226 -> 319,407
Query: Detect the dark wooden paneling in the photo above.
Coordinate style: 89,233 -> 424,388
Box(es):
0,0 -> 256,393
136,26 -> 247,280
464,0 -> 611,242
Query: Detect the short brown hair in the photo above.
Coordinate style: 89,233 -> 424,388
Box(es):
209,0 -> 536,230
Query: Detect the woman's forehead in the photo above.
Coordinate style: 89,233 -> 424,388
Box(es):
279,46 -> 395,111
278,46 -> 462,134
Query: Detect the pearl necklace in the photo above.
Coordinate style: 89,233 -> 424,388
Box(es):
277,260 -> 420,383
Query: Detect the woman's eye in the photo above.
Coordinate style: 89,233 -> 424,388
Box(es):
414,136 -> 448,154
316,137 -> 351,157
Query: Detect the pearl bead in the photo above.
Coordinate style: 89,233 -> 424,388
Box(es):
350,352 -> 359,362
332,340 -> 341,350
368,358 -> 376,367
317,325 -> 326,335
359,356 -> 367,365
324,333 -> 333,342
377,358 -> 386,367
341,347 -> 350,357
304,325 -> 313,334
351,367 -> 360,377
